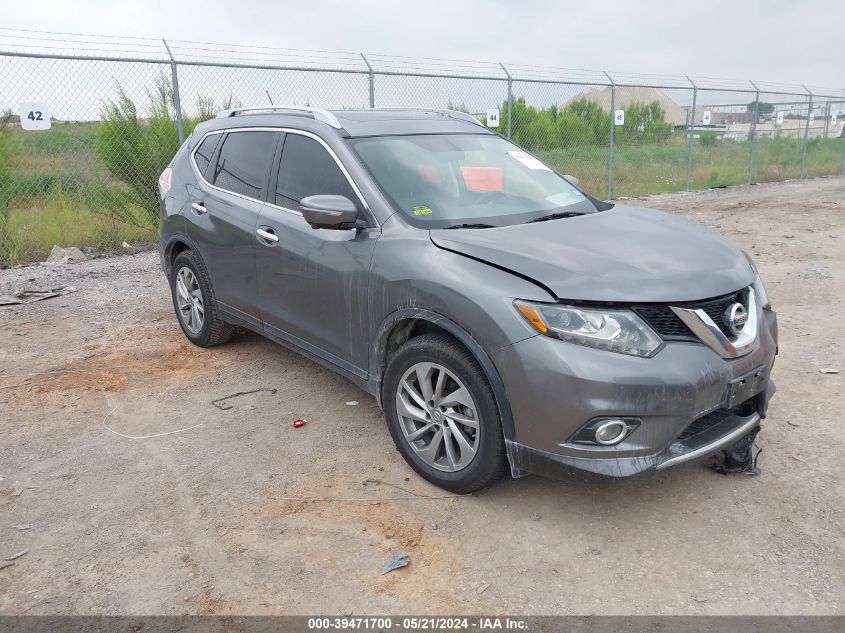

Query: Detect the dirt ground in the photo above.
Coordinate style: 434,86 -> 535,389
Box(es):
1,177 -> 843,615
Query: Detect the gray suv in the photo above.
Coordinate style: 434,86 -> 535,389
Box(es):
158,107 -> 778,492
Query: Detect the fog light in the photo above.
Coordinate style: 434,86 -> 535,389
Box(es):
594,419 -> 629,445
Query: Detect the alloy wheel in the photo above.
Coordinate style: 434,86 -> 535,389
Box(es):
175,266 -> 205,334
395,361 -> 480,472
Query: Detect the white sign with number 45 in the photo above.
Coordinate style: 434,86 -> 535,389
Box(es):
18,102 -> 51,131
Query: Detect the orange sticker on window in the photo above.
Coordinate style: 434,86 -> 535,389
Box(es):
461,166 -> 503,192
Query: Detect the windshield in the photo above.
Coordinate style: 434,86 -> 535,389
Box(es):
349,134 -> 596,228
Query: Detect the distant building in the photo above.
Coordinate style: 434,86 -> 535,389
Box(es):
564,86 -> 688,126
706,111 -> 754,125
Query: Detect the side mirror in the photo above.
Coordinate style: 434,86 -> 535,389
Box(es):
563,174 -> 580,188
300,195 -> 360,230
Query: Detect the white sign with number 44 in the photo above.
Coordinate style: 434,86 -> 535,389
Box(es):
19,102 -> 51,130
486,109 -> 500,128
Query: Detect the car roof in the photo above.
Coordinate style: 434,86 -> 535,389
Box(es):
194,108 -> 495,139
330,109 -> 493,138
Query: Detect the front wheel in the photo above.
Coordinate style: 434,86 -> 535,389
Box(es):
382,334 -> 507,493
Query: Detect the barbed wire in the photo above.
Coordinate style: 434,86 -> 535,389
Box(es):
0,27 -> 843,97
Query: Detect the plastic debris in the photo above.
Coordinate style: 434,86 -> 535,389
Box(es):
5,549 -> 29,561
476,582 -> 490,594
292,418 -> 307,428
818,368 -> 839,374
211,388 -> 277,411
13,524 -> 32,531
0,285 -> 77,306
346,401 -> 359,406
381,553 -> 410,575
711,425 -> 762,475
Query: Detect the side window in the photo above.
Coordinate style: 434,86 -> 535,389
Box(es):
211,131 -> 276,200
193,134 -> 220,177
275,134 -> 357,212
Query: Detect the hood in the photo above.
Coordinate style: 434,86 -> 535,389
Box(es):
429,205 -> 755,303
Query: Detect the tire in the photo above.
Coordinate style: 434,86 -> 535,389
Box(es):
382,333 -> 507,493
169,250 -> 235,348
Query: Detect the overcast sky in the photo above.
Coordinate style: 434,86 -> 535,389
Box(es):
4,0 -> 844,91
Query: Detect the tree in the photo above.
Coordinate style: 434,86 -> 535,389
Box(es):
747,101 -> 775,115
96,74 -> 232,225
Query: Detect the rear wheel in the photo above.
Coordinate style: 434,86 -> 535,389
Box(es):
170,250 -> 234,347
383,334 -> 507,493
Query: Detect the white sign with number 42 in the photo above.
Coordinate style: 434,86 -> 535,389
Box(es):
19,102 -> 51,130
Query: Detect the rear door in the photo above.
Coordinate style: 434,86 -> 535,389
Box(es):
254,131 -> 379,376
185,129 -> 279,322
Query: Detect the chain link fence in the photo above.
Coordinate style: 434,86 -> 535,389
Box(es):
1,32 -> 844,265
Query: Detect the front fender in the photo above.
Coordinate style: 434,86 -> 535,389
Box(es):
366,225 -> 555,443
368,308 -> 519,443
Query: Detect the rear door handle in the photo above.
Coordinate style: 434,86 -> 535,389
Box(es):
191,202 -> 207,215
256,227 -> 279,244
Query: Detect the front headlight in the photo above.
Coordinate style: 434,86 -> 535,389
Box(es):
753,275 -> 771,310
514,300 -> 665,357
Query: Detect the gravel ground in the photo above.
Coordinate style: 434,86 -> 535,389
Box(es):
1,177 -> 843,615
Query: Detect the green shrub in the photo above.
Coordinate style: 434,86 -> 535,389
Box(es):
499,97 -> 670,152
95,74 -> 226,226
698,131 -> 720,147
615,102 -> 673,146
0,110 -> 13,257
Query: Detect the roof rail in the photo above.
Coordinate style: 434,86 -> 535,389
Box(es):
216,106 -> 343,129
371,108 -> 484,126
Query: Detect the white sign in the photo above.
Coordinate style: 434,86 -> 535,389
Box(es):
702,110 -> 712,125
486,109 -> 500,128
614,109 -> 625,126
18,102 -> 51,131
507,150 -> 551,171
776,111 -> 785,125
809,112 -> 815,123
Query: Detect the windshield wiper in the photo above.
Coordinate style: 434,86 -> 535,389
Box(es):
443,223 -> 496,229
526,211 -> 586,224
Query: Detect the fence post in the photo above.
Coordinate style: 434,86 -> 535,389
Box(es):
748,80 -> 759,185
499,63 -> 513,140
162,39 -> 184,144
842,92 -> 845,175
800,85 -> 812,179
603,71 -> 615,200
822,102 -> 830,138
360,53 -> 375,108
685,76 -> 697,191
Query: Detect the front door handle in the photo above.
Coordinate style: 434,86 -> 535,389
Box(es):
191,202 -> 207,215
256,227 -> 279,244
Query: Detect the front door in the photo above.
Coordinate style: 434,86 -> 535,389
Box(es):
254,131 -> 378,377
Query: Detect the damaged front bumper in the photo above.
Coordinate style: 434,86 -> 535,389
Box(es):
491,309 -> 778,479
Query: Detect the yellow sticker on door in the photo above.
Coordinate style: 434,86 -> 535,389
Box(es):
412,205 -> 433,216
